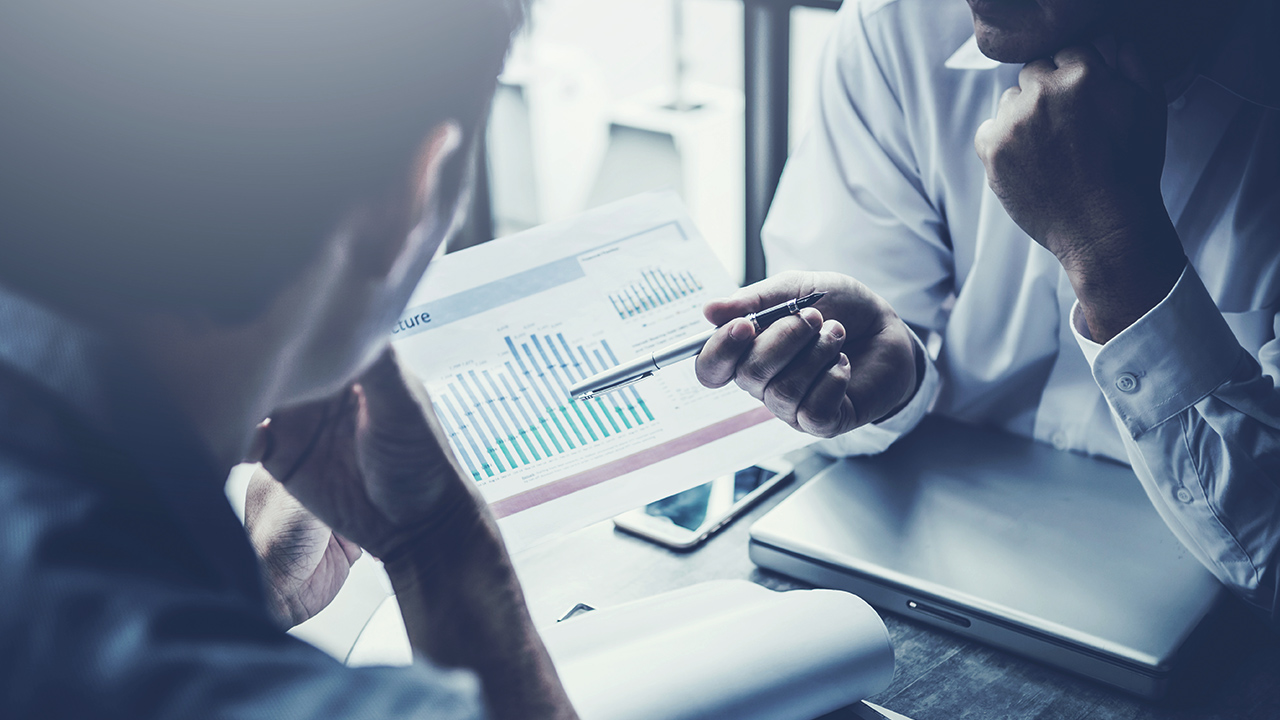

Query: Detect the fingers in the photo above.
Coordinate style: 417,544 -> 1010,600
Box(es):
974,117 -> 998,166
733,307 -> 824,400
843,321 -> 918,426
997,85 -> 1020,115
796,354 -> 855,438
703,296 -> 759,327
1052,44 -> 1105,72
697,270 -> 829,389
762,319 -> 846,427
702,271 -> 820,326
695,318 -> 756,388
257,395 -> 350,485
1016,58 -> 1055,91
356,346 -> 430,426
355,346 -> 453,473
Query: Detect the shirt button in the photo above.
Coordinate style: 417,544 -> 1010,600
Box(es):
1051,431 -> 1068,451
1115,373 -> 1139,393
1175,487 -> 1194,504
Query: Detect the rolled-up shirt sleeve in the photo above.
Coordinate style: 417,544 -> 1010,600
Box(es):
1072,265 -> 1280,621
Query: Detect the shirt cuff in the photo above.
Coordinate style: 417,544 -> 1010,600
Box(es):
813,328 -> 939,457
1070,265 -> 1244,438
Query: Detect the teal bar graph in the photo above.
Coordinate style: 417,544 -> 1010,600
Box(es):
608,268 -> 703,319
434,332 -> 655,484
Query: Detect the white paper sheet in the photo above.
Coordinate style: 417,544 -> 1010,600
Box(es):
393,192 -> 814,549
347,580 -> 896,720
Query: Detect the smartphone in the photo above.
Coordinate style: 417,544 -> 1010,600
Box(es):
613,458 -> 795,550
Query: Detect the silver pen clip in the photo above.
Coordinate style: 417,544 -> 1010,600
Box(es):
576,371 -> 654,401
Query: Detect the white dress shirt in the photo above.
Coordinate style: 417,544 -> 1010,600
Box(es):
763,0 -> 1280,617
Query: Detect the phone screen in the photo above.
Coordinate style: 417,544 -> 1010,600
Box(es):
641,466 -> 781,532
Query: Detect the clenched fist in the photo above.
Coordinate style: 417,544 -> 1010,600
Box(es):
974,43 -> 1186,342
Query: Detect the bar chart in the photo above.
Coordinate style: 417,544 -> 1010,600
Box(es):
434,332 -> 655,484
607,267 -> 704,319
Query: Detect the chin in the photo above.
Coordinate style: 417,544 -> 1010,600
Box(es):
967,0 -> 1108,64
972,22 -> 1057,63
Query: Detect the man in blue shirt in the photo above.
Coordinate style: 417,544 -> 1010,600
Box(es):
0,2 -> 576,718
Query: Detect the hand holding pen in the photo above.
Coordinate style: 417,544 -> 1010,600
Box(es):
694,271 -> 921,438
569,291 -> 825,400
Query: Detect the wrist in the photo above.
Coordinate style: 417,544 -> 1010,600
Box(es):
1059,215 -> 1186,344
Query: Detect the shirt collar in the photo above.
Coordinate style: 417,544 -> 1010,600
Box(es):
944,0 -> 1279,110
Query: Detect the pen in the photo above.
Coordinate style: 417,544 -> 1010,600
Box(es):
568,292 -> 826,400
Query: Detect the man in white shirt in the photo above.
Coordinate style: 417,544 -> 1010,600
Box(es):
696,0 -> 1280,620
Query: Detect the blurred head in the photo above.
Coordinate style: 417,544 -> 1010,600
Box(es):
0,0 -> 525,407
0,1 -> 522,325
965,0 -> 1112,62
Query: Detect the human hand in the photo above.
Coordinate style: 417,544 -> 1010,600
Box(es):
974,43 -> 1186,341
974,43 -> 1171,265
694,271 -> 917,437
246,346 -> 484,564
248,349 -> 577,720
245,468 -> 362,628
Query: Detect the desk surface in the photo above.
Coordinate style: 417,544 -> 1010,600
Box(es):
508,452 -> 1280,720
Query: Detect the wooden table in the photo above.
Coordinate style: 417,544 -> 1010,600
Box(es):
509,452 -> 1280,720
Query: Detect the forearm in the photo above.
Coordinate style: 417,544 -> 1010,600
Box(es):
384,505 -> 576,720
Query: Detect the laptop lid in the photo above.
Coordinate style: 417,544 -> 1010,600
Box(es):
749,415 -> 1224,697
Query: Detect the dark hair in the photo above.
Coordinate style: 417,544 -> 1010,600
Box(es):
0,1 -> 524,322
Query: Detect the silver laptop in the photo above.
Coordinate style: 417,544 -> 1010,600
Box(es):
749,415 -> 1224,698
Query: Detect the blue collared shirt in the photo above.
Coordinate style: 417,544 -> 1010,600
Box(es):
0,286 -> 486,718
764,0 -> 1280,618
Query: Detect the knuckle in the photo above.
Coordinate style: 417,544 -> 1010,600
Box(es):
974,126 -> 994,162
1058,62 -> 1089,89
762,391 -> 799,427
763,375 -> 805,413
799,407 -> 842,438
734,363 -> 771,397
694,359 -> 731,388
